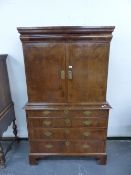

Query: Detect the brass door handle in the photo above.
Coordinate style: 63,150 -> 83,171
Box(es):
60,70 -> 65,79
68,70 -> 73,79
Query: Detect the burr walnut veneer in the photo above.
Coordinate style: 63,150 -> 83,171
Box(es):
18,26 -> 115,165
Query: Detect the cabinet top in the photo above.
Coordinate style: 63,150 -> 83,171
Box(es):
17,26 -> 115,42
18,26 -> 115,34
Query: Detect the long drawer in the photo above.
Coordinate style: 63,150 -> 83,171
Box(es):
28,117 -> 108,128
30,140 -> 105,153
29,128 -> 106,140
27,110 -> 108,118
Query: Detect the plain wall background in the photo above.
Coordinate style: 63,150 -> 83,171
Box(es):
0,0 -> 131,137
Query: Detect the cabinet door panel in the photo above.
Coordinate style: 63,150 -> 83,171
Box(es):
67,42 -> 109,102
24,43 -> 66,102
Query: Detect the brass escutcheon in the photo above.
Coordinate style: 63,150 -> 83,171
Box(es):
64,109 -> 69,115
44,131 -> 53,137
64,118 -> 71,125
42,111 -> 50,115
82,120 -> 92,126
82,144 -> 90,149
65,141 -> 70,146
45,144 -> 53,149
43,120 -> 52,126
83,111 -> 92,116
83,131 -> 90,137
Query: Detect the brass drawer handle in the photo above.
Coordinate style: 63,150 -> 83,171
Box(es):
42,111 -> 50,115
64,119 -> 71,125
65,141 -> 70,146
44,131 -> 53,137
45,144 -> 53,149
82,144 -> 90,149
83,131 -> 90,137
43,120 -> 52,126
83,111 -> 92,116
60,70 -> 65,79
82,120 -> 92,126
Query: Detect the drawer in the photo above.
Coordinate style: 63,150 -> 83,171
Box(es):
29,128 -> 106,140
30,140 -> 105,153
72,117 -> 107,127
28,117 -> 72,128
27,109 -> 108,118
28,117 -> 107,128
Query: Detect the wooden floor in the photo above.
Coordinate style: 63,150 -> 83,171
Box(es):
0,140 -> 131,175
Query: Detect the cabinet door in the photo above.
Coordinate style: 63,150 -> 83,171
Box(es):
24,43 -> 66,103
67,42 -> 109,103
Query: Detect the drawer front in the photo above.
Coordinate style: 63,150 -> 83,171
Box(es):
30,140 -> 105,153
29,128 -> 106,140
28,118 -> 71,128
28,117 -> 107,128
27,110 -> 108,118
72,117 -> 107,127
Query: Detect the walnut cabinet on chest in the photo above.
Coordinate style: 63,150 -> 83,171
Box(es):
18,26 -> 115,165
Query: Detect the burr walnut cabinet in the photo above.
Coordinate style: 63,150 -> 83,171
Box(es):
18,26 -> 115,165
